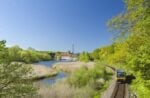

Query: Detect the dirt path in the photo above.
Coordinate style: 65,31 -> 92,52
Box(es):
101,76 -> 116,98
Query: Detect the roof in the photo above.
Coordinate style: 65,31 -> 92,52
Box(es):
116,69 -> 124,73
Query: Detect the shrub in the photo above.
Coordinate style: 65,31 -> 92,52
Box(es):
67,65 -> 111,88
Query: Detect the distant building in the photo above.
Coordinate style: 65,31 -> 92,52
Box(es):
60,52 -> 77,61
60,52 -> 71,60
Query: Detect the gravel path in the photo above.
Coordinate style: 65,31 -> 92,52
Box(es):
101,76 -> 116,98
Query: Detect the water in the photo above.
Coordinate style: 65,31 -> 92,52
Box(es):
34,60 -> 57,67
35,60 -> 68,84
40,72 -> 67,84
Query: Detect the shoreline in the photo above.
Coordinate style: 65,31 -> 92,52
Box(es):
30,61 -> 95,81
31,64 -> 58,81
31,72 -> 58,81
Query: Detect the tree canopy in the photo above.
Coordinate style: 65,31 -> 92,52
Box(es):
90,0 -> 150,97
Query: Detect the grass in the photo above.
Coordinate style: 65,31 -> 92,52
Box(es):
35,62 -> 113,98
36,82 -> 95,98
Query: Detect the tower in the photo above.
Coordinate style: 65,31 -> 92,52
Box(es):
72,44 -> 74,54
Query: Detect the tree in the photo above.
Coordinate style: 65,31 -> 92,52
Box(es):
91,49 -> 100,60
0,41 -> 36,98
107,0 -> 150,97
8,45 -> 22,61
55,52 -> 61,60
0,40 -> 8,63
79,52 -> 91,62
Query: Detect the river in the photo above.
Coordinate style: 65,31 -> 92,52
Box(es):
34,60 -> 68,84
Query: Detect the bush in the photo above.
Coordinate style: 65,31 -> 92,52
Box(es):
67,64 -> 111,88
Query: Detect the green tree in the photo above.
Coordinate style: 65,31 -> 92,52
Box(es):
107,0 -> 150,97
8,45 -> 22,61
0,40 -> 8,63
0,41 -> 36,98
55,52 -> 61,60
92,49 -> 100,60
79,52 -> 91,62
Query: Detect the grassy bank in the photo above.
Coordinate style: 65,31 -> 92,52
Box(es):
53,62 -> 95,73
31,64 -> 58,81
36,62 -> 113,98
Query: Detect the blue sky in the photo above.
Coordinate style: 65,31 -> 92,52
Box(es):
0,0 -> 124,52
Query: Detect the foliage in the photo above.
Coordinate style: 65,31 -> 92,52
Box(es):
67,64 -> 112,88
90,0 -> 150,97
0,40 -> 9,63
55,52 -> 61,60
8,45 -> 22,62
79,52 -> 91,62
0,41 -> 36,98
8,46 -> 52,63
66,63 -> 112,98
105,0 -> 150,97
91,49 -> 100,61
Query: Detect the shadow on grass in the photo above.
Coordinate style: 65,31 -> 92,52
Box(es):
125,74 -> 136,84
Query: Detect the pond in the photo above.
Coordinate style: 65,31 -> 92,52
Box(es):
34,60 -> 68,84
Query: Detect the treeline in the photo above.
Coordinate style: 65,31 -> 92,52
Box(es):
79,47 -> 115,62
7,45 -> 52,63
80,0 -> 150,97
107,0 -> 150,97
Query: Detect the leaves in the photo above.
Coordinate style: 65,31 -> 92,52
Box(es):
106,0 -> 150,97
0,41 -> 37,98
79,52 -> 91,62
8,46 -> 51,63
